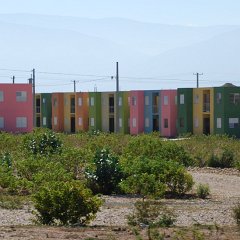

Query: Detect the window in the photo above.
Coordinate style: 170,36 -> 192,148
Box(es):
145,96 -> 149,105
229,93 -> 240,104
64,118 -> 69,125
194,95 -> 199,104
164,119 -> 168,128
78,117 -> 83,126
132,118 -> 136,127
180,94 -> 184,104
119,118 -> 122,128
90,117 -> 94,127
163,96 -> 168,105
216,93 -> 222,104
194,117 -> 199,128
0,117 -> 4,128
217,118 -> 221,128
64,98 -> 68,106
16,91 -> 27,102
0,91 -> 3,102
78,97 -> 82,106
229,118 -> 239,128
16,117 -> 27,128
145,118 -> 150,127
175,95 -> 177,105
179,118 -> 184,128
90,97 -> 94,106
53,98 -> 58,107
54,117 -> 58,126
43,117 -> 46,126
132,96 -> 137,106
119,97 -> 122,106
42,98 -> 46,104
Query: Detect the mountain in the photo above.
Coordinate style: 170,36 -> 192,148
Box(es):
0,14 -> 239,91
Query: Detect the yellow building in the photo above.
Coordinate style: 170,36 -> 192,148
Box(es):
193,88 -> 214,135
63,93 -> 76,133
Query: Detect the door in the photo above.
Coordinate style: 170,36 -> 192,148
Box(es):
109,117 -> 114,133
203,117 -> 210,135
71,117 -> 76,133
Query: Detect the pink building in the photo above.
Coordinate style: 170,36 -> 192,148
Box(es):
130,90 -> 144,135
0,83 -> 33,133
160,90 -> 177,137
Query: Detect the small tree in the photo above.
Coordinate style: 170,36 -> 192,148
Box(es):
33,181 -> 102,225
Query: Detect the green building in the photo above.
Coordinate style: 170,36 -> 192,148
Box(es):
214,83 -> 240,137
118,91 -> 130,134
35,93 -> 52,129
177,88 -> 193,135
88,92 -> 102,131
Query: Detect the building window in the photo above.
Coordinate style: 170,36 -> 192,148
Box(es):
16,91 -> 27,102
43,117 -> 46,126
194,117 -> 199,128
217,118 -> 221,128
132,96 -> 137,106
163,96 -> 168,105
164,119 -> 168,128
179,118 -> 184,128
16,117 -> 27,128
64,118 -> 68,125
132,118 -> 137,127
53,98 -> 58,107
229,93 -> 240,104
42,98 -> 46,104
229,118 -> 239,128
90,117 -> 94,127
119,118 -> 122,128
78,117 -> 83,126
175,95 -> 177,105
0,117 -> 4,128
119,97 -> 122,106
194,95 -> 199,104
145,96 -> 149,105
180,94 -> 184,104
90,97 -> 94,106
216,93 -> 222,104
78,97 -> 83,106
0,91 -> 4,102
145,118 -> 149,127
54,117 -> 58,126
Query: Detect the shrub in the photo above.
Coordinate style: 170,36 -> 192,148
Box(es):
208,149 -> 235,168
196,183 -> 210,199
33,181 -> 102,225
233,202 -> 240,225
85,148 -> 123,194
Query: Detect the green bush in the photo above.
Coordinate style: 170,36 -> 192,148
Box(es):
208,149 -> 235,168
196,183 -> 210,199
85,148 -> 123,194
33,181 -> 102,225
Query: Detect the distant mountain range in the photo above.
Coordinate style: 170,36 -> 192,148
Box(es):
0,13 -> 239,92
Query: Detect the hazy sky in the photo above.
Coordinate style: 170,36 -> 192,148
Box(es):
1,0 -> 240,26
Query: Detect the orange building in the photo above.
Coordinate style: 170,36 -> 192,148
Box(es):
52,93 -> 64,132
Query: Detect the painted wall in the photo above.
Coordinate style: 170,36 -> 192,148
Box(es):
193,88 -> 214,135
52,93 -> 64,132
177,88 -> 193,135
41,93 -> 52,129
119,91 -> 130,134
130,90 -> 144,135
160,90 -> 177,137
0,84 -> 33,133
89,92 -> 102,131
75,92 -> 89,132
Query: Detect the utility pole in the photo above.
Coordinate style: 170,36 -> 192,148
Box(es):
193,72 -> 203,88
115,62 -> 119,133
12,76 -> 15,84
71,80 -> 79,93
32,69 -> 36,128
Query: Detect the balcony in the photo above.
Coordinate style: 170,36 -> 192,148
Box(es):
152,105 -> 159,114
36,106 -> 41,113
70,106 -> 75,114
203,103 -> 210,112
109,106 -> 114,113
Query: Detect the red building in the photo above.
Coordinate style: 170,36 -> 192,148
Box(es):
0,83 -> 33,133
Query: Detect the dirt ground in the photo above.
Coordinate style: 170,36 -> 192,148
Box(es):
0,168 -> 240,239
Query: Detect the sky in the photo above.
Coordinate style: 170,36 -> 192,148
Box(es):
0,0 -> 240,26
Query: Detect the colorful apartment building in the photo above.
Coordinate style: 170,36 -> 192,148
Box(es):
177,88 -> 193,135
130,90 -> 144,135
144,90 -> 160,133
88,92 -> 102,131
160,90 -> 177,137
35,93 -> 52,129
214,84 -> 240,137
52,93 -> 64,132
0,83 -> 33,133
118,91 -> 130,134
75,92 -> 89,132
193,88 -> 214,135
